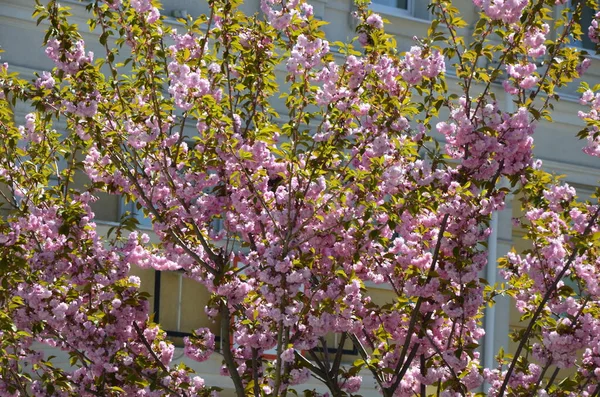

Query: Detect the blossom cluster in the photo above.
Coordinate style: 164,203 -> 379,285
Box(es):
473,0 -> 529,24
400,46 -> 445,85
44,39 -> 93,75
437,99 -> 535,180
1,0 -> 600,396
579,89 -> 600,157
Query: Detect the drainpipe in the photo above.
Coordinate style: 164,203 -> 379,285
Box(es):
484,210 -> 499,383
177,273 -> 183,332
484,93 -> 514,387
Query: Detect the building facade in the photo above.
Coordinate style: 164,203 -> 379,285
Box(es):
1,0 -> 600,395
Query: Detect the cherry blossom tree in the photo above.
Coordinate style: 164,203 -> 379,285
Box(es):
1,0 -> 600,395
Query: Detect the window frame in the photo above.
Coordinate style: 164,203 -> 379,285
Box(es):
369,0 -> 431,21
370,0 -> 413,19
118,196 -> 154,230
567,0 -> 599,51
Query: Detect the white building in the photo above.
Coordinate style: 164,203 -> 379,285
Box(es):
1,0 -> 599,395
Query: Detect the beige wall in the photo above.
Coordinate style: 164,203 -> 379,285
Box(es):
3,0 -> 600,394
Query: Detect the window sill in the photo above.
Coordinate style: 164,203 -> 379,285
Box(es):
96,219 -> 154,231
569,45 -> 600,61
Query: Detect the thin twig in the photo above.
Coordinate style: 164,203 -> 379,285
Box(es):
497,205 -> 600,396
132,322 -> 185,397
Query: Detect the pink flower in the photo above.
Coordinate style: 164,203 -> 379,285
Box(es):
343,376 -> 362,393
474,0 -> 529,24
35,71 -> 55,89
183,328 -> 215,362
519,75 -> 539,89
280,347 -> 295,362
366,14 -> 384,29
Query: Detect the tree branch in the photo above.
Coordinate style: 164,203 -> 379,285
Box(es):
219,304 -> 245,397
497,205 -> 600,396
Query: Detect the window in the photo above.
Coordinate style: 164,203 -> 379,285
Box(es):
119,197 -> 153,229
570,0 -> 599,50
371,0 -> 408,9
146,269 -> 221,345
369,0 -> 430,20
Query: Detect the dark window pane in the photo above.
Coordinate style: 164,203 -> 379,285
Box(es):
571,0 -> 599,50
371,0 -> 408,9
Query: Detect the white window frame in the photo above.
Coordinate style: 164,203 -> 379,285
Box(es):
370,0 -> 412,19
369,0 -> 431,22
